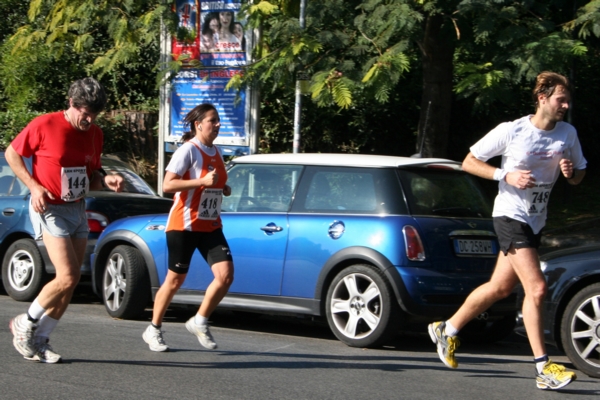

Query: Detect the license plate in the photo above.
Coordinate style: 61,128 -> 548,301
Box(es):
454,239 -> 496,255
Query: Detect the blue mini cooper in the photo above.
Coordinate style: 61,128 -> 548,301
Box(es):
91,153 -> 517,347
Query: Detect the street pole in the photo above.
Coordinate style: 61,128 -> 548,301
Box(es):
292,0 -> 307,154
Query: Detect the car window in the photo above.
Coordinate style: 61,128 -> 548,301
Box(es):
0,156 -> 31,196
99,157 -> 156,195
305,171 -> 377,211
293,166 -> 406,214
399,167 -> 492,218
101,165 -> 156,195
0,157 -> 16,195
222,164 -> 303,212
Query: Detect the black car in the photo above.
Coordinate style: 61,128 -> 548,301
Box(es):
531,244 -> 600,378
0,153 -> 173,301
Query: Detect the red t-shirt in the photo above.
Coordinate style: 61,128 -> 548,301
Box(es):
11,111 -> 104,204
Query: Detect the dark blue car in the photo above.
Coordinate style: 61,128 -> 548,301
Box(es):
0,152 -> 173,301
91,153 -> 518,348
522,244 -> 600,378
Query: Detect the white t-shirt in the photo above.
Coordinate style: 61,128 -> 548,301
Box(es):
470,115 -> 587,234
166,138 -> 220,178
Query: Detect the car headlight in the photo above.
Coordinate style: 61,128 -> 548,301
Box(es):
540,260 -> 548,272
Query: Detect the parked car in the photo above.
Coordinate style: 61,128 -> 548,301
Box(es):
91,153 -> 519,348
520,244 -> 600,378
0,152 -> 173,301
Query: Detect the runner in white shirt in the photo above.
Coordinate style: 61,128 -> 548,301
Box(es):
428,71 -> 587,390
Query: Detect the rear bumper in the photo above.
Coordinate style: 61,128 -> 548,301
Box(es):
395,266 -> 519,320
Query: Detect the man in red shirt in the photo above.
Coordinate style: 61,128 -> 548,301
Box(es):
6,77 -> 124,363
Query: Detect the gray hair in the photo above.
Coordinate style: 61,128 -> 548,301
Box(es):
68,77 -> 107,113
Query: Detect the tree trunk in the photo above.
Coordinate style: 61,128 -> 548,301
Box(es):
416,13 -> 456,158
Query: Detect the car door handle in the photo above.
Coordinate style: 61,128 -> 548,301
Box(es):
2,208 -> 15,216
260,223 -> 283,234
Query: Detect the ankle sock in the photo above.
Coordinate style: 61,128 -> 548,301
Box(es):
27,298 -> 46,321
534,354 -> 549,374
194,314 -> 208,326
444,321 -> 459,337
36,315 -> 59,338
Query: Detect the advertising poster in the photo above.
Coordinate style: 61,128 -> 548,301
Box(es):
169,0 -> 248,152
172,0 -> 200,63
170,69 -> 246,147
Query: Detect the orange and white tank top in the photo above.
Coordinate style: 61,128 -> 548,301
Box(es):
165,138 -> 227,232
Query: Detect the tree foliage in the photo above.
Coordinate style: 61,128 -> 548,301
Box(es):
1,1 -> 600,160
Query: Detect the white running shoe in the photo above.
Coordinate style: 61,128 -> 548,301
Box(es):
143,325 -> 169,352
25,338 -> 62,364
185,317 -> 217,349
9,314 -> 37,358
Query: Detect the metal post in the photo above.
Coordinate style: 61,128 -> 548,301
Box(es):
292,0 -> 307,154
158,13 -> 172,197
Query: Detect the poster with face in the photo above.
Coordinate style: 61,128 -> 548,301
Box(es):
169,1 -> 249,152
199,1 -> 246,67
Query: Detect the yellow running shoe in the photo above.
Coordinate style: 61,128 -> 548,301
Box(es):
536,360 -> 577,390
428,321 -> 460,369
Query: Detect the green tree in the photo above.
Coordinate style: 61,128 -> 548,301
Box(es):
243,1 -> 586,157
3,0 -> 598,160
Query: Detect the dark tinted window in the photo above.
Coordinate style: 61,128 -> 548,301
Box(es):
398,167 -> 492,218
293,166 -> 407,214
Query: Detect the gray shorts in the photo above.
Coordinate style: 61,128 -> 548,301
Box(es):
29,200 -> 89,240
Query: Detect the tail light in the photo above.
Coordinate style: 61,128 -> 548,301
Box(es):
403,225 -> 426,261
86,211 -> 110,233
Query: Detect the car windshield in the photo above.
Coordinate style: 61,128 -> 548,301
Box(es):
399,167 -> 493,218
100,157 -> 156,195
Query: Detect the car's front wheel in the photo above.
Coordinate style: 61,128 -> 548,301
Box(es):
102,245 -> 150,319
325,264 -> 400,347
1,239 -> 46,302
560,282 -> 600,378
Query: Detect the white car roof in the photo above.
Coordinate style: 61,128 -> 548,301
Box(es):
231,153 -> 462,169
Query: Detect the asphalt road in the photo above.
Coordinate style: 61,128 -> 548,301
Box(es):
1,285 -> 598,400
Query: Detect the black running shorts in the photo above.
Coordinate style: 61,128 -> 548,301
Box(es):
166,229 -> 233,274
493,216 -> 542,255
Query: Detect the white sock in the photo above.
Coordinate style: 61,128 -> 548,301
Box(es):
444,321 -> 459,337
36,315 -> 59,340
27,298 -> 46,321
535,355 -> 549,374
194,314 -> 208,326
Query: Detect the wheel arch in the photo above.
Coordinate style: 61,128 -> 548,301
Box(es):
553,272 -> 600,351
92,229 -> 160,296
314,246 -> 410,316
0,232 -> 39,263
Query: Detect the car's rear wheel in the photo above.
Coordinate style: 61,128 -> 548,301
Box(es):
102,245 -> 150,319
560,282 -> 600,378
1,239 -> 46,302
458,314 -> 516,344
325,264 -> 400,347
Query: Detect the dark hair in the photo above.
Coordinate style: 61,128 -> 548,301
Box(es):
68,77 -> 107,114
181,103 -> 218,142
532,71 -> 571,109
220,11 -> 236,34
202,12 -> 220,36
234,22 -> 246,51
